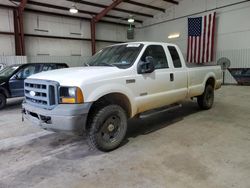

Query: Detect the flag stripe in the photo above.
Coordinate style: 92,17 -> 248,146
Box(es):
190,36 -> 193,63
194,37 -> 197,63
198,36 -> 201,64
206,14 -> 211,62
202,15 -> 207,63
187,36 -> 190,61
211,12 -> 216,61
200,27 -> 203,63
189,37 -> 192,62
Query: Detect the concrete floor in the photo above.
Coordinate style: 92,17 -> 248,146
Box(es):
0,86 -> 249,188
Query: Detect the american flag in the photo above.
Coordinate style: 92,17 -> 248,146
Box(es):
187,12 -> 216,63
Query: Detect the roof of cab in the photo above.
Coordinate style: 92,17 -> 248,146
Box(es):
107,41 -> 178,47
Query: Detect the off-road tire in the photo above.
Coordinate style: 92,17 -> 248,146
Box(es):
197,85 -> 214,110
87,105 -> 127,152
0,93 -> 6,110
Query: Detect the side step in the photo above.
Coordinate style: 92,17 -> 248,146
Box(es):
139,103 -> 182,119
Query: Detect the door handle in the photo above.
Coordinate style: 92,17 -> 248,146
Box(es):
170,73 -> 174,81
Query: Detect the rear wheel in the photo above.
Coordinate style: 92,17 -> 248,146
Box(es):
87,105 -> 127,152
0,93 -> 6,110
197,85 -> 214,110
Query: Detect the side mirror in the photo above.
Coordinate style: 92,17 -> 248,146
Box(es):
11,74 -> 19,80
137,56 -> 155,74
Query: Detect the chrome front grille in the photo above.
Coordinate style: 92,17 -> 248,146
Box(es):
24,79 -> 59,109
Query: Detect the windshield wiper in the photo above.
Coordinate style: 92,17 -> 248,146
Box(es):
83,62 -> 90,66
97,62 -> 115,67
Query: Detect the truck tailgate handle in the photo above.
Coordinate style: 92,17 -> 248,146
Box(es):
170,73 -> 174,81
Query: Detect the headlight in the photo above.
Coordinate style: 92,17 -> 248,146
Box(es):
59,87 -> 84,104
68,87 -> 76,97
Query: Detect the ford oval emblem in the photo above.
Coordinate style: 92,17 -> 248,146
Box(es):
30,91 -> 36,97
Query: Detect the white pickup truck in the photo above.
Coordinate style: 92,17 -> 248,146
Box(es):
22,42 -> 222,151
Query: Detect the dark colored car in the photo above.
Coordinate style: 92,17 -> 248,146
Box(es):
0,63 -> 68,109
228,68 -> 250,85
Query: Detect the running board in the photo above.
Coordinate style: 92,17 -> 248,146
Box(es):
139,103 -> 182,119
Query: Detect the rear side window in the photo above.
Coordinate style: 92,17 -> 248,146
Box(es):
56,64 -> 67,69
42,64 -> 53,71
168,46 -> 182,68
41,64 -> 66,72
141,45 -> 168,69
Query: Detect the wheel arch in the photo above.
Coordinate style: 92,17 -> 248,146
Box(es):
85,92 -> 133,130
203,72 -> 216,90
0,87 -> 10,98
205,77 -> 216,89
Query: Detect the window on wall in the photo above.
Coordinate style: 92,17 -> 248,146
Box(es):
168,46 -> 182,68
141,45 -> 169,69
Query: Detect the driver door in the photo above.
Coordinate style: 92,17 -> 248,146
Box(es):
132,45 -> 175,113
9,64 -> 40,97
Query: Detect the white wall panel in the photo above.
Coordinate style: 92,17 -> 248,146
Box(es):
96,22 -> 127,42
0,56 -> 90,67
25,37 -> 92,57
96,41 -> 116,52
23,13 -> 91,39
0,8 -> 15,56
0,34 -> 15,56
0,8 -> 13,32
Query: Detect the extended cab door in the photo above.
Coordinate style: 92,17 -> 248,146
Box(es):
167,46 -> 188,101
133,45 -> 176,113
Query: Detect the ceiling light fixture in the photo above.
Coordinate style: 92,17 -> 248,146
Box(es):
168,33 -> 180,39
128,18 -> 135,23
69,5 -> 78,14
128,15 -> 135,23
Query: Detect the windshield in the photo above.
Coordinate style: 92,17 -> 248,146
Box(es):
86,43 -> 144,69
0,65 -> 19,78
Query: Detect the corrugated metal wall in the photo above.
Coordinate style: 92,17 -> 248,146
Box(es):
0,56 -> 91,68
27,56 -> 91,67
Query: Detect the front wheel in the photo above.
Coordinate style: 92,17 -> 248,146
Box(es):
87,105 -> 127,152
0,93 -> 6,110
197,85 -> 214,110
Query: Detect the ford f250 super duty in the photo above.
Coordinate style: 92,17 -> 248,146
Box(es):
22,42 -> 222,151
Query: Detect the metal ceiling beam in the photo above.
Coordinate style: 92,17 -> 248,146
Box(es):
91,0 -> 124,55
12,0 -> 142,23
93,0 -> 124,22
19,0 -> 28,12
67,0 -> 153,18
24,33 -> 125,43
163,0 -> 179,5
13,0 -> 28,55
123,0 -> 165,12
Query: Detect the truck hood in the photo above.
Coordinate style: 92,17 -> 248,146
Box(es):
28,66 -> 122,86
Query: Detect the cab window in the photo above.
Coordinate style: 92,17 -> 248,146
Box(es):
42,64 -> 57,71
141,45 -> 168,69
16,64 -> 41,79
56,64 -> 67,69
168,46 -> 182,68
